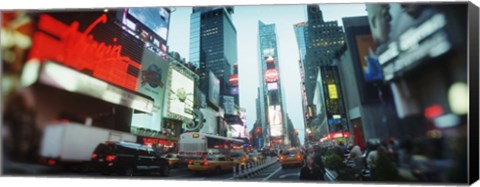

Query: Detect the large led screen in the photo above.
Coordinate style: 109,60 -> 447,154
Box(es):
127,8 -> 170,42
268,105 -> 283,137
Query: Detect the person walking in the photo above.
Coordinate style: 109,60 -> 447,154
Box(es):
300,154 -> 324,180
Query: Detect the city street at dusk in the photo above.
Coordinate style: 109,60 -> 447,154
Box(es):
1,2 -> 476,185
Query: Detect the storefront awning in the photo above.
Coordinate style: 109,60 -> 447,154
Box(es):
21,60 -> 154,113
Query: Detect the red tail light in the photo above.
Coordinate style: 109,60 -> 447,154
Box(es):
296,155 -> 301,160
91,153 -> 98,159
188,160 -> 193,165
280,156 -> 284,160
47,159 -> 56,165
105,155 -> 116,162
203,161 -> 209,166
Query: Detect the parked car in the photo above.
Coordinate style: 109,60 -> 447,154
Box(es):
91,141 -> 170,176
187,154 -> 236,174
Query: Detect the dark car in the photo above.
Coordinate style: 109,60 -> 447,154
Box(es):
91,141 -> 170,176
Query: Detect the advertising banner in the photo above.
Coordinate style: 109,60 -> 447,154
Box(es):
167,67 -> 195,120
208,71 -> 220,107
365,4 -> 464,81
268,105 -> 283,137
131,49 -> 169,131
223,96 -> 235,115
265,69 -> 279,83
28,12 -> 144,91
199,108 -> 218,135
267,82 -> 278,91
355,34 -> 383,82
127,8 -> 170,41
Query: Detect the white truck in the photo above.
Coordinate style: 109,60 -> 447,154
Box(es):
39,122 -> 137,168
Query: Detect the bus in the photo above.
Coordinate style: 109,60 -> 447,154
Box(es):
178,132 -> 244,160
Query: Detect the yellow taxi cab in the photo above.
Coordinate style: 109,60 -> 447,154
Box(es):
162,153 -> 180,168
231,152 -> 250,166
247,151 -> 264,162
187,154 -> 236,174
279,149 -> 304,169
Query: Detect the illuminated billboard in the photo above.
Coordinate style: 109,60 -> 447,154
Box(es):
28,13 -> 143,91
199,108 -> 218,134
328,84 -> 338,99
229,74 -> 239,87
131,49 -> 169,131
266,56 -> 275,63
231,87 -> 239,95
167,67 -> 194,120
268,105 -> 283,137
265,69 -> 279,83
208,71 -> 220,107
126,8 -> 170,45
355,34 -> 383,82
267,82 -> 278,91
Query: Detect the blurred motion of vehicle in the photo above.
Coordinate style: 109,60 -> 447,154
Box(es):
91,141 -> 170,176
231,152 -> 250,166
187,154 -> 236,174
178,132 -> 244,161
247,150 -> 264,162
162,153 -> 182,168
279,149 -> 304,169
39,122 -> 137,170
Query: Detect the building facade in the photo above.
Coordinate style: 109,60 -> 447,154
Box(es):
189,7 -> 238,101
258,21 -> 289,148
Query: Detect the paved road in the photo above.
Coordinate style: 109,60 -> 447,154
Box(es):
240,162 -> 333,182
3,159 -> 333,183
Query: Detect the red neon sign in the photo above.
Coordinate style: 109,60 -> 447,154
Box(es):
29,14 -> 141,91
143,137 -> 174,147
229,74 -> 239,86
265,69 -> 279,83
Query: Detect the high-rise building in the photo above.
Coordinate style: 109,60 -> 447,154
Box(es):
189,7 -> 238,104
303,5 -> 345,106
296,5 -> 347,143
258,21 -> 289,148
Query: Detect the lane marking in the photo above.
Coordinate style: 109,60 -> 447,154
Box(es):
262,166 -> 281,181
279,173 -> 300,179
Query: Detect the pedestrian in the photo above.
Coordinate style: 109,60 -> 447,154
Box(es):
300,154 -> 324,180
313,146 -> 326,179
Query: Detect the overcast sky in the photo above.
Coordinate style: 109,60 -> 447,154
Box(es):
168,4 -> 368,145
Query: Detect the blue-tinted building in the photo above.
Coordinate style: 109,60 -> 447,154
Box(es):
189,7 -> 238,101
258,21 -> 290,148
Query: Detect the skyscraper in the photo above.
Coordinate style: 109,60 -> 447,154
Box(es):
258,21 -> 289,148
296,5 -> 347,143
189,7 -> 238,103
304,5 -> 345,106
